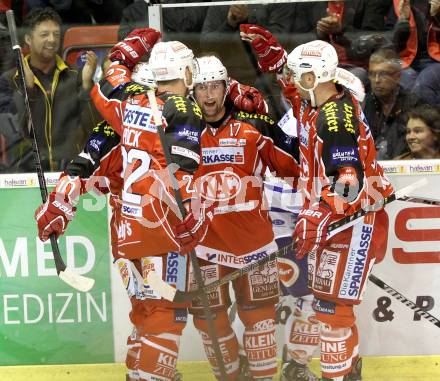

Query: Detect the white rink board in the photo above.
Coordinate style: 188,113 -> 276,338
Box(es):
108,160 -> 440,361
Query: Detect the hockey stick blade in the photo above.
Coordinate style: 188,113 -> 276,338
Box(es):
6,10 -> 95,293
368,274 -> 440,328
59,269 -> 95,293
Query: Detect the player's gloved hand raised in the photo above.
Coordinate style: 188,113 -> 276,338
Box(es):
109,28 -> 161,69
173,200 -> 215,255
228,78 -> 269,114
293,203 -> 333,259
34,176 -> 82,241
240,24 -> 286,73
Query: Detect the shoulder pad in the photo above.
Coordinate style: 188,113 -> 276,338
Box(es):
234,110 -> 276,126
319,97 -> 356,135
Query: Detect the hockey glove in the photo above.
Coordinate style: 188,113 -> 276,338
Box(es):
228,79 -> 269,114
109,28 -> 161,69
34,176 -> 81,241
293,204 -> 333,259
240,24 -> 287,73
173,200 -> 215,255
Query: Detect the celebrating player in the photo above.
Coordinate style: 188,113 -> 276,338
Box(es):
172,55 -> 300,381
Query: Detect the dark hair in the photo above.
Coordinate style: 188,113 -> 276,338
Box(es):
23,7 -> 62,35
369,47 -> 401,70
407,104 -> 440,148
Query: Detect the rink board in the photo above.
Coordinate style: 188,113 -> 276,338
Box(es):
1,159 -> 440,371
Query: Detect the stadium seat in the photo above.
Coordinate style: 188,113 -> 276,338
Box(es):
62,24 -> 119,67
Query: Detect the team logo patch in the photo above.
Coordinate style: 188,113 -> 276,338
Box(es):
174,308 -> 188,323
330,146 -> 359,165
199,170 -> 242,202
338,222 -> 373,300
309,249 -> 340,295
189,265 -> 221,308
123,104 -> 156,132
171,145 -> 200,163
202,147 -> 244,165
141,257 -> 163,299
219,138 -> 246,146
175,124 -> 199,143
117,259 -> 130,289
312,299 -> 336,314
249,260 -> 279,300
277,257 -> 300,288
122,203 -> 142,217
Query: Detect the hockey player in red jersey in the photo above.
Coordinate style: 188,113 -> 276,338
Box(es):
286,40 -> 393,381
91,29 -> 212,380
240,24 -> 389,381
170,55 -> 300,381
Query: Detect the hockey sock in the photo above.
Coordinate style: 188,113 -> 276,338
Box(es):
138,333 -> 180,381
126,328 -> 141,380
194,310 -> 240,379
320,323 -> 359,380
285,294 -> 320,366
240,304 -> 278,379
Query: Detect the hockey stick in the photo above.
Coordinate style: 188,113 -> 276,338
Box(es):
326,178 -> 429,238
146,90 -> 230,380
6,10 -> 94,293
148,179 -> 433,303
368,274 -> 440,328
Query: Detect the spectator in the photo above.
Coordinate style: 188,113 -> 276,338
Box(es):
118,0 -> 207,52
0,7 -> 97,173
410,0 -> 440,107
315,0 -> 393,83
201,1 -> 295,118
395,104 -> 440,159
364,47 -> 420,160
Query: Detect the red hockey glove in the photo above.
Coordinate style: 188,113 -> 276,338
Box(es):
35,192 -> 77,241
34,176 -> 82,241
228,79 -> 269,114
240,24 -> 286,73
173,201 -> 215,255
293,204 -> 333,259
109,28 -> 161,69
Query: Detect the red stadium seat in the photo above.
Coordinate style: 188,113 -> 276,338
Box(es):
62,24 -> 119,67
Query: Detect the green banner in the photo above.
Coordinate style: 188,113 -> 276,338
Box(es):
0,187 -> 114,365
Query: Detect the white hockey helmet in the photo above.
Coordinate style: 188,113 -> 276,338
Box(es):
131,62 -> 157,89
193,56 -> 228,85
287,40 -> 338,105
148,41 -> 194,89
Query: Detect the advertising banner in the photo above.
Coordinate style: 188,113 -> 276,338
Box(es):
0,174 -> 114,365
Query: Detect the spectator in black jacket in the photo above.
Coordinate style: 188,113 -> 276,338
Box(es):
0,8 -> 98,173
364,47 -> 420,160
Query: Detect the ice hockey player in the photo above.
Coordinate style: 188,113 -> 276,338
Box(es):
240,24 -> 388,381
171,54 -> 300,381
91,29 -> 211,381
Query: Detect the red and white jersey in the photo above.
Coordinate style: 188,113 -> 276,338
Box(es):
92,68 -> 205,259
194,109 -> 300,268
296,89 -> 393,215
